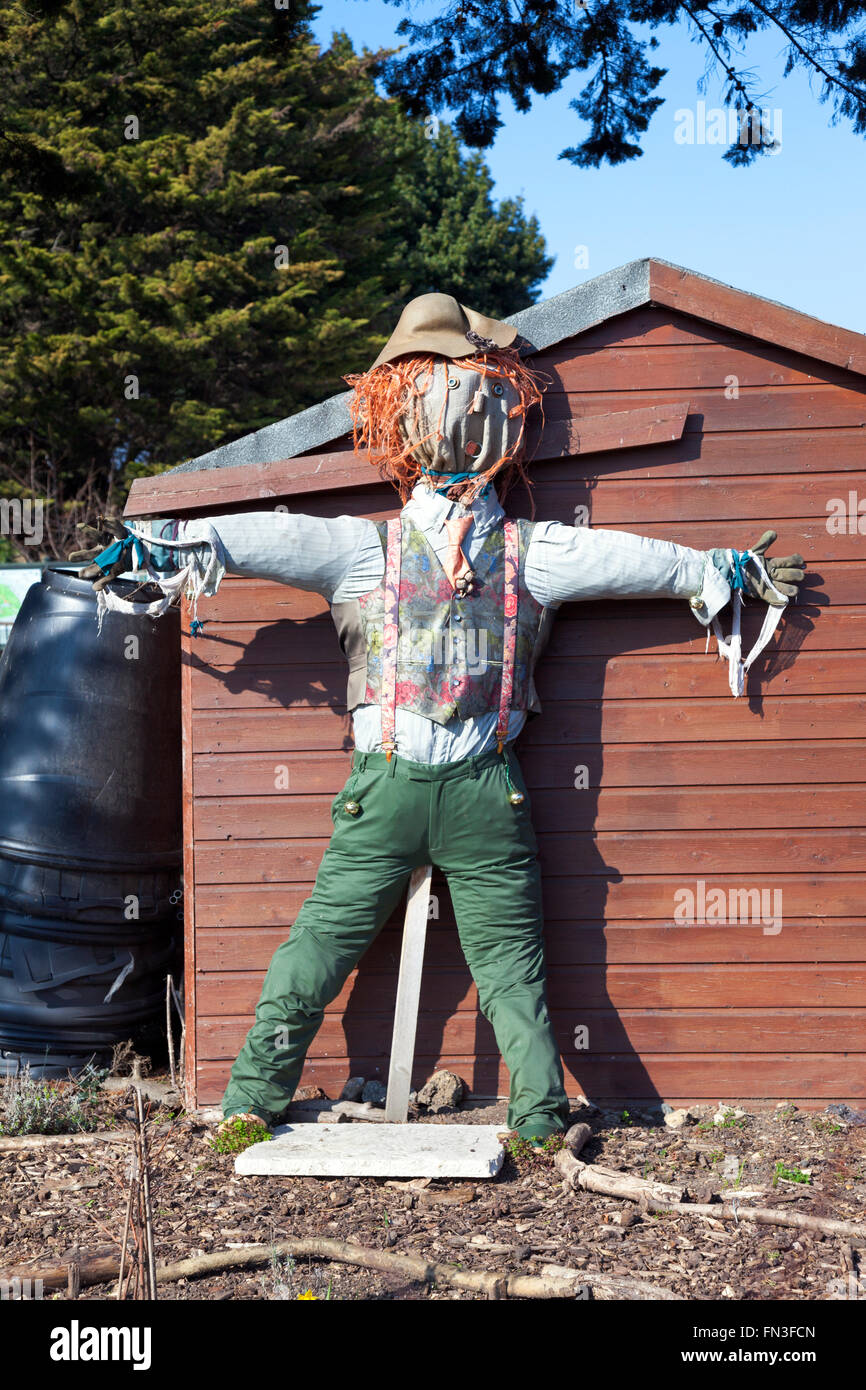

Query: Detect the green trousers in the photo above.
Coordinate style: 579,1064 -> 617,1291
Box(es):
222,746 -> 570,1140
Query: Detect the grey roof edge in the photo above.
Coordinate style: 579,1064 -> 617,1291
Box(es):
171,259 -> 654,477
170,389 -> 355,476
509,257 -> 652,352
168,255 -> 865,478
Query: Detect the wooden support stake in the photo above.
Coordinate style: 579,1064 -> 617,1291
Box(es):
384,864 -> 432,1124
116,1157 -> 135,1301
169,978 -> 186,1086
166,975 -> 177,1091
135,1088 -> 158,1301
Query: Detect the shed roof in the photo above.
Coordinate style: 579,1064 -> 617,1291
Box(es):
165,256 -> 866,480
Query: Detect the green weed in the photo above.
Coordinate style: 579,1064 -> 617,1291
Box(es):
208,1117 -> 272,1156
810,1118 -> 843,1135
505,1132 -> 566,1169
773,1162 -> 811,1187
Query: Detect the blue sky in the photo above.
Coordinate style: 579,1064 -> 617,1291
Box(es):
310,2 -> 866,333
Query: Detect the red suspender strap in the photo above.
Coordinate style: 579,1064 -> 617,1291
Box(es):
496,518 -> 519,755
381,517 -> 402,760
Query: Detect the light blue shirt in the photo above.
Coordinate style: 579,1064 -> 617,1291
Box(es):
137,483 -> 731,763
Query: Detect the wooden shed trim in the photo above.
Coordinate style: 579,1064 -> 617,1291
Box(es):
141,257 -> 866,491
125,401 -> 690,517
648,262 -> 866,376
179,597 -> 198,1109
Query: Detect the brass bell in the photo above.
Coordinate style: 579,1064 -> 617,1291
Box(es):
344,800 -> 361,816
508,791 -> 525,806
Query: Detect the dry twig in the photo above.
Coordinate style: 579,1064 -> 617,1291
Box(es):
0,1237 -> 683,1301
554,1152 -> 866,1241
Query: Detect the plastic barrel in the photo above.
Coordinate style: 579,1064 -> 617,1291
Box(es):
0,567 -> 181,869
0,857 -> 178,928
0,567 -> 182,1074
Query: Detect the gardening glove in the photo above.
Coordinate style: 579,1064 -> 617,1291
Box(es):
70,516 -> 180,593
710,531 -> 806,607
69,516 -> 136,593
744,530 -> 806,604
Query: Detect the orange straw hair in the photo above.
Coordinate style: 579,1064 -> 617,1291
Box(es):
344,347 -> 548,506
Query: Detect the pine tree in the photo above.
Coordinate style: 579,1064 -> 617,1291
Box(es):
380,121 -> 549,318
381,0 -> 866,169
0,0 -> 550,559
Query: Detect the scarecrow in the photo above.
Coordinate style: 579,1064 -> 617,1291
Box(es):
74,294 -> 805,1145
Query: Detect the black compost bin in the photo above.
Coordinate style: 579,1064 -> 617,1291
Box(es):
0,567 -> 182,1076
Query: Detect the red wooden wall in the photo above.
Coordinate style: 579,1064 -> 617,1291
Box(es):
172,303 -> 866,1109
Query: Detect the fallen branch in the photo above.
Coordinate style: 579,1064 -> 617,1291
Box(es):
640,1194 -> 866,1241
159,1239 -> 682,1300
564,1122 -> 592,1157
0,1253 -> 122,1291
330,1100 -> 389,1122
541,1264 -> 682,1300
554,1152 -> 866,1241
555,1151 -> 686,1204
0,1130 -> 128,1153
0,1237 -> 683,1301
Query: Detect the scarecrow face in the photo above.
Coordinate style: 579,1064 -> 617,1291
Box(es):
404,359 -> 526,483
344,335 -> 545,504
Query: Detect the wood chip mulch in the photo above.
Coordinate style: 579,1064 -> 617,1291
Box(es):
2,1081 -> 865,1301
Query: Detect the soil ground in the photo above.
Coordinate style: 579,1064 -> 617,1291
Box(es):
2,1077 -> 865,1302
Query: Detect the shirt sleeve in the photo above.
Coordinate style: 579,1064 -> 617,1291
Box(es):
525,520 -> 732,625
131,510 -> 382,602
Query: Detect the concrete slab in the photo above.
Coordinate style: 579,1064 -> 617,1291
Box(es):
234,1123 -> 507,1178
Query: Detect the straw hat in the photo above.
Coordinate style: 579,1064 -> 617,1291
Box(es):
370,293 -> 518,370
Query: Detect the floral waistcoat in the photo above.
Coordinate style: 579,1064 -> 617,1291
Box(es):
330,515 -> 556,727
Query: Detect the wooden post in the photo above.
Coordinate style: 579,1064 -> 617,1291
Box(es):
384,864 -> 433,1123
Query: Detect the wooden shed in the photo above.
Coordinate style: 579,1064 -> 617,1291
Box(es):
126,258 -> 866,1113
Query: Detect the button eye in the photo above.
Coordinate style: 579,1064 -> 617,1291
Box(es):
492,382 -> 504,396
448,377 -> 460,389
